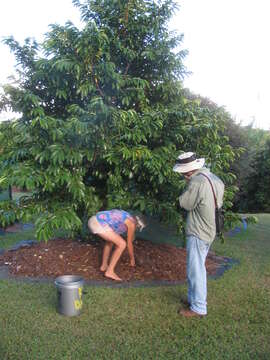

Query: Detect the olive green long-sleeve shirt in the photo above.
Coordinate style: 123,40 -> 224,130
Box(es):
179,168 -> 224,244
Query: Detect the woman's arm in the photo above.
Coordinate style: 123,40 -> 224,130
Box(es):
125,218 -> 136,266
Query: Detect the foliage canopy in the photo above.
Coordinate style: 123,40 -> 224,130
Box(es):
0,0 -> 239,240
243,139 -> 270,212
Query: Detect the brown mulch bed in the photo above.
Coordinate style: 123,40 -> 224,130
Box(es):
0,238 -> 227,282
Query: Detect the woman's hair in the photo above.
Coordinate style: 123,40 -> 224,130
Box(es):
134,214 -> 147,232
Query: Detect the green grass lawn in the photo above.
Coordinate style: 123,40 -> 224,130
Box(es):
0,215 -> 269,359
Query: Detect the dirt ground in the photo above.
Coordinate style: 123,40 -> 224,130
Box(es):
0,237 -> 227,282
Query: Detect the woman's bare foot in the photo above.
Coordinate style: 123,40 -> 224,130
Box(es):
100,265 -> 108,272
105,271 -> 122,281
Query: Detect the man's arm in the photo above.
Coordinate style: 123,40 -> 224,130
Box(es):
179,181 -> 202,211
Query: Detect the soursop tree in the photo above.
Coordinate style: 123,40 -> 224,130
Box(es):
0,0 -> 238,240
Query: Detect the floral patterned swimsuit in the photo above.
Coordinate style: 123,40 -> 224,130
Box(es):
96,210 -> 134,234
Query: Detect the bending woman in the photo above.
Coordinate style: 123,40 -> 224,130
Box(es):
88,209 -> 146,281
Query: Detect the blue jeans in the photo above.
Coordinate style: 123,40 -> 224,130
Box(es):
186,235 -> 210,315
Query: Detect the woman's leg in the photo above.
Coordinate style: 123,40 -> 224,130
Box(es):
100,242 -> 113,271
97,231 -> 126,281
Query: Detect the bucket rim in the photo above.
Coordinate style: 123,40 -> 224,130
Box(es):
55,274 -> 84,286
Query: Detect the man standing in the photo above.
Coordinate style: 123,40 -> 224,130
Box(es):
173,152 -> 224,317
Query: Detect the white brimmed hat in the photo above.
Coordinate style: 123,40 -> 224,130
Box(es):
173,152 -> 205,174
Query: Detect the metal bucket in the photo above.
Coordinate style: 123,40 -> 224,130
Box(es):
55,275 -> 84,317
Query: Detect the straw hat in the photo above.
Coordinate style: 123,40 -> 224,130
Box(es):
173,152 -> 205,174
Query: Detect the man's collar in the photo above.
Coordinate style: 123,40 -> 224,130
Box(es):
190,167 -> 208,178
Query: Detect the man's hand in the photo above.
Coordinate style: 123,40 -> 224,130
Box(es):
130,257 -> 135,267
